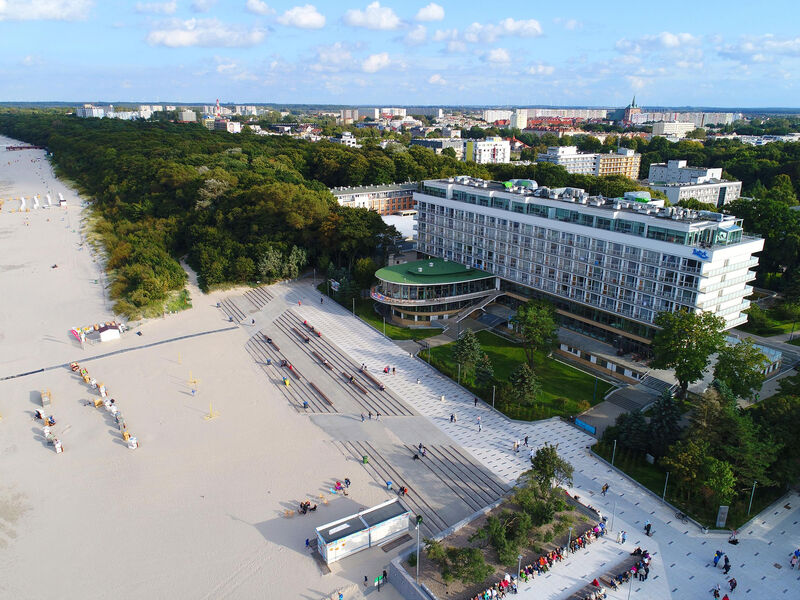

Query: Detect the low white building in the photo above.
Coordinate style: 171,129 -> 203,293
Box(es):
178,110 -> 196,122
330,131 -> 362,148
649,160 -> 742,207
76,105 -> 105,118
536,146 -> 597,175
463,137 -> 511,164
483,109 -> 513,123
214,120 -> 241,133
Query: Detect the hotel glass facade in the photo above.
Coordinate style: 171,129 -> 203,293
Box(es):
415,177 -> 763,350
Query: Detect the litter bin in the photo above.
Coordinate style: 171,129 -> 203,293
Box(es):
362,455 -> 368,465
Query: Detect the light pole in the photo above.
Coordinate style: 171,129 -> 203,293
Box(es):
415,515 -> 423,583
313,268 -> 316,287
352,297 -> 355,316
517,554 -> 523,583
610,499 -> 617,532
662,472 -> 669,502
567,526 -> 573,554
383,317 -> 386,336
627,569 -> 634,600
458,363 -> 461,384
492,385 -> 496,409
611,439 -> 617,467
593,377 -> 598,403
748,480 -> 757,515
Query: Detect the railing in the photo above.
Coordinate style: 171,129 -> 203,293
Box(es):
696,286 -> 753,309
699,271 -> 757,293
703,257 -> 759,278
714,301 -> 751,317
370,288 -> 496,306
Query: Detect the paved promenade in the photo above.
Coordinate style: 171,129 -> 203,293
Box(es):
276,281 -> 800,600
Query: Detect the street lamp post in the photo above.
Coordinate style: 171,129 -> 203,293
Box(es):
593,377 -> 598,403
415,515 -> 423,583
610,499 -> 617,532
627,569 -> 634,600
662,472 -> 669,503
383,317 -> 386,337
748,480 -> 757,515
567,526 -> 573,554
492,385 -> 496,409
458,363 -> 461,384
517,554 -> 523,584
352,298 -> 355,316
611,439 -> 617,467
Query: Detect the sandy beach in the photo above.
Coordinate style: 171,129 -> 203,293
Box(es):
0,138 -> 404,600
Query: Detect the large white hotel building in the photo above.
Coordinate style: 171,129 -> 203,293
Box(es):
412,177 -> 762,352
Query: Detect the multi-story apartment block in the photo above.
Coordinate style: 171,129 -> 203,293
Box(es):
536,146 -> 597,175
530,108 -> 609,120
463,137 -> 511,164
510,109 -> 529,129
596,147 -> 641,178
75,105 -> 105,118
537,146 -> 641,179
330,183 -> 418,215
409,177 -> 762,352
178,110 -> 197,122
483,109 -> 513,123
213,120 -> 241,133
652,121 -> 696,139
649,160 -> 742,207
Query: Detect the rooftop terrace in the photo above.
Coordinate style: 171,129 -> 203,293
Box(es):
375,258 -> 493,285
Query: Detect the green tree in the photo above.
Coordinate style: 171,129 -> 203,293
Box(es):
749,394 -> 800,486
474,353 -> 495,389
713,339 -> 769,400
702,456 -> 736,506
647,390 -> 683,458
257,246 -> 283,280
528,443 -> 573,490
662,438 -> 710,501
651,310 -> 726,397
441,146 -> 457,158
353,256 -> 379,289
511,299 -> 559,369
508,363 -> 541,406
616,410 -> 650,453
766,174 -> 798,206
453,328 -> 483,375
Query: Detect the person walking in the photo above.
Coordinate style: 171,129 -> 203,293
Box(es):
368,411 -> 372,420
383,569 -> 388,583
644,521 -> 652,536
474,397 -> 478,407
361,413 -> 365,422
729,578 -> 737,592
477,416 -> 482,432
453,413 -> 457,423
364,575 -> 368,587
601,483 -> 609,496
723,555 -> 731,575
711,583 -> 721,599
450,413 -> 455,423
616,531 -> 623,544
524,435 -> 528,447
344,478 -> 350,488
713,550 -> 722,568
376,412 -> 381,421
621,531 -> 627,544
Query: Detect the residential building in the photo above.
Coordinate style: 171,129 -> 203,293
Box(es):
330,131 -> 361,148
412,176 -> 762,352
537,146 -> 641,179
330,183 -> 417,215
214,120 -> 241,133
165,105 -> 177,111
75,105 -> 105,118
407,107 -> 444,118
510,109 -> 529,129
483,109 -> 513,123
178,110 -> 197,122
339,109 -> 359,124
463,137 -> 511,164
441,126 -> 461,138
596,147 -> 641,179
652,121 -> 696,139
410,138 -> 464,159
536,146 -> 597,175
380,107 -> 407,118
629,111 -> 737,127
531,108 -> 609,120
649,160 -> 742,207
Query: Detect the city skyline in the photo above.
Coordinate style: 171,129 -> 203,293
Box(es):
0,0 -> 798,106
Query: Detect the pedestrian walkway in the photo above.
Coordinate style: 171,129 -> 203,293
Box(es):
274,281 -> 800,600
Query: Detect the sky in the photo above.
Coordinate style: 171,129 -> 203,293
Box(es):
0,0 -> 798,107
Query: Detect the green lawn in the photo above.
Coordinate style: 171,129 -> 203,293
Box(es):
737,305 -> 799,337
429,330 -> 613,420
592,441 -> 783,529
318,285 -> 440,341
787,337 -> 800,347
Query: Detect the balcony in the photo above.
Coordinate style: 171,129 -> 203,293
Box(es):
370,288 -> 496,306
696,286 -> 753,309
699,271 -> 757,293
703,257 -> 759,278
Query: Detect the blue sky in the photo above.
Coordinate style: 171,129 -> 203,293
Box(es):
0,0 -> 798,107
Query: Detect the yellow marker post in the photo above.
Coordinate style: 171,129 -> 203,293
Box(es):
204,401 -> 219,420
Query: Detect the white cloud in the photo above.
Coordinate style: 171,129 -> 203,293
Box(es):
553,17 -> 581,31
465,18 -> 542,43
446,40 -> 466,53
486,47 -> 510,63
245,0 -> 273,15
344,2 -> 400,30
216,62 -> 237,73
527,62 -> 554,75
135,1 -> 177,14
147,18 -> 265,47
191,0 -> 216,11
405,24 -> 426,45
428,73 -> 446,85
416,3 -> 444,22
433,28 -> 457,41
277,5 -> 325,29
718,34 -> 800,64
626,75 -> 649,90
362,52 -> 391,72
0,0 -> 93,21
617,31 -> 697,54
311,42 -> 353,71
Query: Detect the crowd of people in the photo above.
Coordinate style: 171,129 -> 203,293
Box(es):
468,572 -> 518,599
